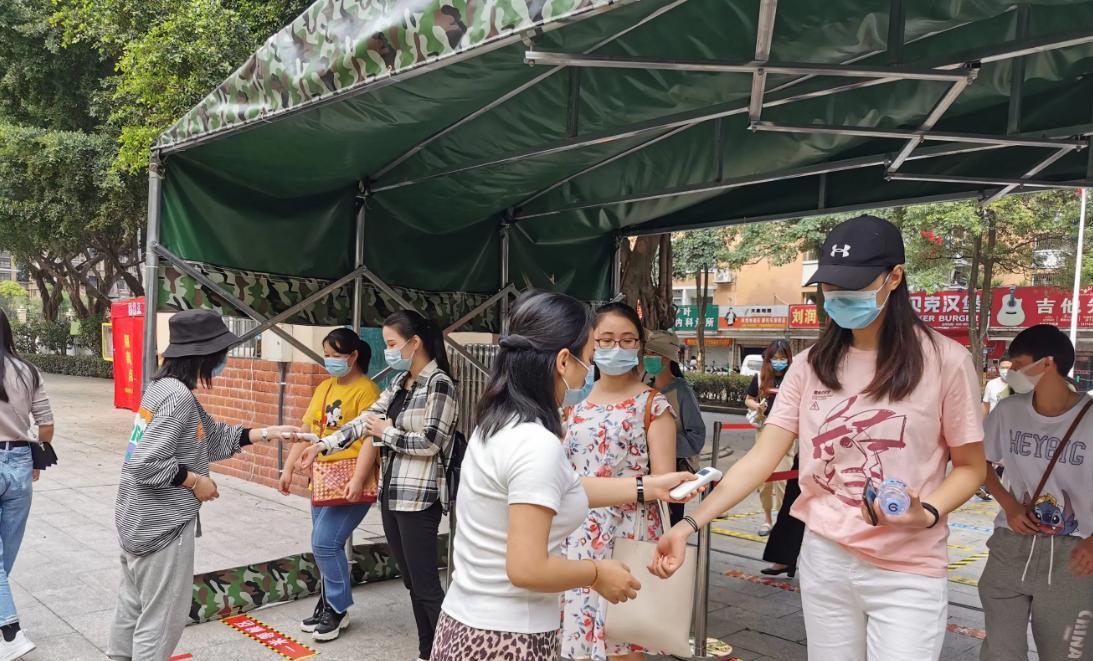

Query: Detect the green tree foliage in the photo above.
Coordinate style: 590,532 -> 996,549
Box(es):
0,0 -> 107,132
0,281 -> 29,317
52,0 -> 314,172
0,124 -> 143,319
672,229 -> 730,370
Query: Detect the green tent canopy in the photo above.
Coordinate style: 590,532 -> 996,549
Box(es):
146,0 -> 1093,362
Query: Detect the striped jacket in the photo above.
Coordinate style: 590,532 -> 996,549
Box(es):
115,377 -> 243,556
321,361 -> 457,512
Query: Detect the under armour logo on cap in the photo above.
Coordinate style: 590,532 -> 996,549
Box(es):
806,214 -> 905,290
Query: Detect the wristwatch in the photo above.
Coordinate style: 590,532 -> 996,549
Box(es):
261,428 -> 269,442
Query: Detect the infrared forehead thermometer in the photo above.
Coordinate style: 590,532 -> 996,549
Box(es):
669,466 -> 723,500
281,431 -> 321,443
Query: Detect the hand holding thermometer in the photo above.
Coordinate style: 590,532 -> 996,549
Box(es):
282,431 -> 321,443
669,466 -> 723,501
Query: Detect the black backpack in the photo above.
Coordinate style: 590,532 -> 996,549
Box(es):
443,430 -> 467,508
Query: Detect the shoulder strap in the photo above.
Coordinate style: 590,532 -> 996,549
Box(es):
1029,397 -> 1093,506
643,388 -> 659,435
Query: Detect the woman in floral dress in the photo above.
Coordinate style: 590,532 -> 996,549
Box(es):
561,302 -> 677,661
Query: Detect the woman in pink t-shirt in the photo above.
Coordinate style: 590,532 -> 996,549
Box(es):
652,215 -> 987,661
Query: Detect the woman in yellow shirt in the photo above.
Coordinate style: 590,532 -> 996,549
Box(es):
278,328 -> 380,642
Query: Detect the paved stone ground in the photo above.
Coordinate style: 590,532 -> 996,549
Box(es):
8,376 -> 1025,660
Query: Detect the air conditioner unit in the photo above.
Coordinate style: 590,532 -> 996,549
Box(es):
714,269 -> 734,284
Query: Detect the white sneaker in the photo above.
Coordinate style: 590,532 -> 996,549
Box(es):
0,631 -> 35,661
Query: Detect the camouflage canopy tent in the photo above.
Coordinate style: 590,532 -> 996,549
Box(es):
144,0 -> 1093,377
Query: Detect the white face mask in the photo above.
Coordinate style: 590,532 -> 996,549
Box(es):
1006,358 -> 1047,394
998,368 -> 1010,382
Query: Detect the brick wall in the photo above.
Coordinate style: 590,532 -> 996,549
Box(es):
195,358 -> 327,496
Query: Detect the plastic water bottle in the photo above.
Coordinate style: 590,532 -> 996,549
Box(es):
877,479 -> 910,516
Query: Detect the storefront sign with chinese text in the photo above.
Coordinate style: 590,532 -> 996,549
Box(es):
909,291 -> 971,331
990,286 -> 1093,330
674,304 -> 720,332
719,305 -> 790,330
788,305 -> 819,329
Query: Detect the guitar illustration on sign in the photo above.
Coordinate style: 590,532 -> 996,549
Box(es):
996,285 -> 1026,327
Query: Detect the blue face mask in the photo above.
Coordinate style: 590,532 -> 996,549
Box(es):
384,340 -> 414,372
563,356 -> 595,407
771,359 -> 789,372
325,357 -> 350,378
211,356 -> 228,378
594,347 -> 640,376
823,275 -> 892,330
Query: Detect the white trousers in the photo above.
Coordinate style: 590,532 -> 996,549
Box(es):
799,529 -> 948,661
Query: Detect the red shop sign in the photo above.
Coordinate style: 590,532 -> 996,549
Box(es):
990,286 -> 1093,330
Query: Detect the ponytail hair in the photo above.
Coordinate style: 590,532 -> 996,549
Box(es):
323,327 -> 371,374
384,310 -> 452,376
476,291 -> 592,438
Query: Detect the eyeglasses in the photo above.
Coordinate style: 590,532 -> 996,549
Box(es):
595,337 -> 641,350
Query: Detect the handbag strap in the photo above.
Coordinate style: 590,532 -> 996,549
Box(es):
636,489 -> 671,542
1029,396 -> 1093,506
643,388 -> 659,435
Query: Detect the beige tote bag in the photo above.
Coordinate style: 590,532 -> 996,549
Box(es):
603,500 -> 698,657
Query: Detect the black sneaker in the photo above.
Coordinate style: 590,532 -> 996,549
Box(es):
312,608 -> 349,642
300,596 -> 327,633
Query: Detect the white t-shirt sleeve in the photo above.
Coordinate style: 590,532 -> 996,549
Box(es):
983,403 -> 1004,464
502,424 -> 578,514
982,381 -> 993,404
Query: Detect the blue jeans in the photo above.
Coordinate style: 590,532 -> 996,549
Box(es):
0,447 -> 32,626
311,502 -> 370,614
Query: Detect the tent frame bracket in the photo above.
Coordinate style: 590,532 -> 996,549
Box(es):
151,244 -> 326,365
752,121 -> 1087,150
747,0 -> 778,123
886,172 -> 1093,189
236,266 -> 371,344
357,268 -> 494,377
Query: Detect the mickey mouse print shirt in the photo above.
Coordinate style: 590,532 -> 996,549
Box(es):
765,331 -> 984,577
304,375 -> 381,462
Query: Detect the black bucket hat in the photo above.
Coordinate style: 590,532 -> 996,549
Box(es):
806,214 -> 905,290
162,310 -> 240,358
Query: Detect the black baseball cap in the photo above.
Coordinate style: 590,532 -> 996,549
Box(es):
806,215 -> 905,290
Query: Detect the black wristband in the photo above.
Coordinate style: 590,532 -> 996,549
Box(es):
682,515 -> 701,534
171,465 -> 190,487
239,428 -> 253,447
922,502 -> 941,529
636,476 -> 645,505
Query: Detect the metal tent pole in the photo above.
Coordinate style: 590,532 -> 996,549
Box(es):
500,223 -> 511,334
612,237 -> 623,296
142,156 -> 163,388
352,193 -> 367,333
692,421 -> 721,657
1070,187 -> 1088,356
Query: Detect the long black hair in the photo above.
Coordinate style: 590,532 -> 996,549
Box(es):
476,291 -> 593,439
0,309 -> 39,402
384,310 -> 451,376
155,349 -> 228,390
759,339 -> 792,398
809,273 -> 935,401
324,328 -> 371,374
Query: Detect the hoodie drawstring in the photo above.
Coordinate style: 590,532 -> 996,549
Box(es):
1048,536 -> 1055,586
1021,535 -> 1037,583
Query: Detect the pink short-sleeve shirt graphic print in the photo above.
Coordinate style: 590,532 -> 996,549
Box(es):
765,332 -> 984,577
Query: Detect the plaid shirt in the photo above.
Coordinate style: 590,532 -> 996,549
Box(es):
321,361 -> 457,512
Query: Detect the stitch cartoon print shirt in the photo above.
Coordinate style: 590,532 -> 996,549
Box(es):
985,392 -> 1092,539
765,334 -> 984,578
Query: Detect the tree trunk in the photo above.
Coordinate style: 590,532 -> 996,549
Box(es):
696,267 -> 708,372
966,214 -> 985,375
620,235 -> 674,330
658,234 -> 674,327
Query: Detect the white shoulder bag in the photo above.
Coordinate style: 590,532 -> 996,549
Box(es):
603,500 -> 698,657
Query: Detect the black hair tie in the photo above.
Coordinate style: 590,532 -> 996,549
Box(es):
499,334 -> 537,350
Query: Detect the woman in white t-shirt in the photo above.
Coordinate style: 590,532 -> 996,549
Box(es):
433,291 -> 696,661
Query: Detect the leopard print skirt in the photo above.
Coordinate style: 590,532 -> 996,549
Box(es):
431,612 -> 561,661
